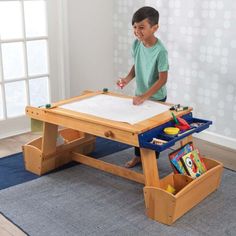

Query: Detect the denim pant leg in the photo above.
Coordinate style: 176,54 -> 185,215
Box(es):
134,147 -> 159,158
135,147 -> 141,156
134,96 -> 167,158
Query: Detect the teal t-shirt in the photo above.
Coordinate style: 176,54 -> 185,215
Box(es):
132,38 -> 169,100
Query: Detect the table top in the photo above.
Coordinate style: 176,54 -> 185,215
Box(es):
27,91 -> 192,134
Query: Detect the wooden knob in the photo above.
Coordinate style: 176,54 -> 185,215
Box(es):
104,130 -> 113,137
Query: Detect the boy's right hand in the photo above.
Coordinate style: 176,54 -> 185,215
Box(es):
117,78 -> 128,89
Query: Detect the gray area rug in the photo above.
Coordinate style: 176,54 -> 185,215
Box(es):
0,148 -> 235,236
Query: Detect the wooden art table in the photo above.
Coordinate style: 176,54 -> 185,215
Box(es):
23,90 -> 223,225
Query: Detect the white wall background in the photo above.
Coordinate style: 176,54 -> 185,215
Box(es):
67,0 -> 114,96
112,0 -> 236,149
66,0 -> 236,149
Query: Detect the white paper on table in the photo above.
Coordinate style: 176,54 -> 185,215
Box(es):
60,94 -> 170,125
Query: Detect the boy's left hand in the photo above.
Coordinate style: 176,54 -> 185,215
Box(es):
133,95 -> 146,105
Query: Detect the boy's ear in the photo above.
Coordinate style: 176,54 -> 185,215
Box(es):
152,24 -> 159,32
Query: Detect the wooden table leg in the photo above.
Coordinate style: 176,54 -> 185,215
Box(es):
42,122 -> 58,156
140,148 -> 163,221
180,135 -> 193,147
140,148 -> 160,187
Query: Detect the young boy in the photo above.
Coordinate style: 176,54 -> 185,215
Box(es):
117,6 -> 169,168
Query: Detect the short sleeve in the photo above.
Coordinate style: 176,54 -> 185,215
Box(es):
131,39 -> 139,58
157,50 -> 169,72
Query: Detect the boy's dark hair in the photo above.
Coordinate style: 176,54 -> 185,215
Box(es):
132,6 -> 159,26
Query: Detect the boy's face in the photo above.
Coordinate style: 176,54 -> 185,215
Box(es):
133,18 -> 158,43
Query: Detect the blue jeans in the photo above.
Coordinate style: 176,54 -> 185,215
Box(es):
135,96 -> 167,157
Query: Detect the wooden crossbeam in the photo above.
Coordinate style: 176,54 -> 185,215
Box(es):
72,152 -> 145,184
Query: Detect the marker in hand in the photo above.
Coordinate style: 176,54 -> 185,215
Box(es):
118,79 -> 124,89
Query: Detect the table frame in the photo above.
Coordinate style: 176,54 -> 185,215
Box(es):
23,91 -> 222,225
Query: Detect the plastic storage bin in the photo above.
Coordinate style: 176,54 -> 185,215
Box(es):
139,113 -> 212,152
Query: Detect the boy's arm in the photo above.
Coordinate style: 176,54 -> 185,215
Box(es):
133,71 -> 168,105
117,65 -> 135,87
126,65 -> 135,81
